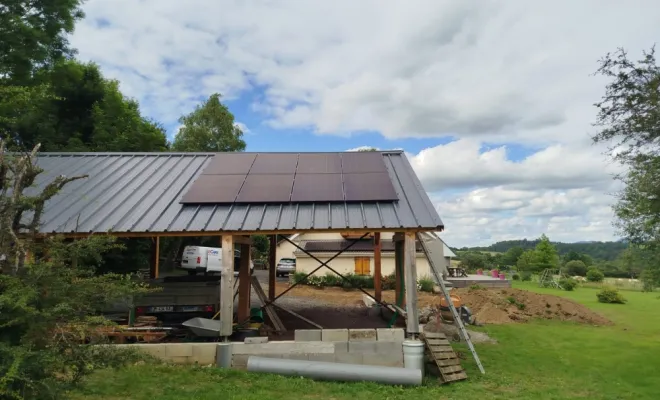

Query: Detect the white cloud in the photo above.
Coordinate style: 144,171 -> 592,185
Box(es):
67,0 -> 658,246
234,122 -> 250,135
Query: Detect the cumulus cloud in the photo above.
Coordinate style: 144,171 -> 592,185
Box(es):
67,0 -> 658,246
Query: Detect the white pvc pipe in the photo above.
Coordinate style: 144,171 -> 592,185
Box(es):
246,356 -> 422,386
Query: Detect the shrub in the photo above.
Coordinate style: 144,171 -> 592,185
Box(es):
596,288 -> 627,304
521,271 -> 532,281
586,268 -> 605,283
306,275 -> 325,288
469,284 -> 485,290
512,273 -> 520,281
381,273 -> 396,290
417,275 -> 435,293
322,273 -> 341,287
559,277 -> 578,291
564,260 -> 588,277
292,272 -> 308,284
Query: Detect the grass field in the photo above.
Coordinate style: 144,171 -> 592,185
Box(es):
72,283 -> 660,400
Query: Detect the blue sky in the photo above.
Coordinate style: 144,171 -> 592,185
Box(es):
68,0 -> 660,246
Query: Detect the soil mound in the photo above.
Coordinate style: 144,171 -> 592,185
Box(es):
451,287 -> 611,325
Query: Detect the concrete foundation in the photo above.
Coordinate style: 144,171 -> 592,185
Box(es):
117,328 -> 406,369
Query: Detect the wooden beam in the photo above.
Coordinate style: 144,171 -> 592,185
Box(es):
394,234 -> 405,308
404,232 -> 420,337
233,235 -> 253,245
149,237 -> 160,279
237,241 -> 252,323
33,227 -> 440,239
373,232 -> 382,302
268,235 -> 277,301
220,235 -> 234,339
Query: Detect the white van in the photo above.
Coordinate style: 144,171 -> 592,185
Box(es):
180,246 -> 254,276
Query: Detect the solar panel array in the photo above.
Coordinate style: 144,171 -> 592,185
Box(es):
180,152 -> 399,204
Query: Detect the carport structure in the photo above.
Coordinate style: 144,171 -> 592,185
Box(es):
31,151 -> 444,340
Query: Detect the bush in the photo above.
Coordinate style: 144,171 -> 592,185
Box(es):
564,260 -> 588,277
381,273 -> 396,290
521,271 -> 532,281
559,277 -> 578,291
586,268 -> 605,283
322,273 -> 341,287
292,272 -> 308,284
512,273 -> 520,281
417,275 -> 435,293
597,287 -> 627,304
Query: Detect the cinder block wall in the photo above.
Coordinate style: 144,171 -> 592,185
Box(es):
115,328 -> 406,369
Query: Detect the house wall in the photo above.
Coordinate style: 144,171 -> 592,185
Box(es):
295,253 -> 435,279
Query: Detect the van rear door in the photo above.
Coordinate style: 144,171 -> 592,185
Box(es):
181,246 -> 205,270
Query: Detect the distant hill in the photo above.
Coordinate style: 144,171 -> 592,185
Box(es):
454,239 -> 628,261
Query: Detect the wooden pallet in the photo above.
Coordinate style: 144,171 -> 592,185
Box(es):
250,276 -> 285,333
422,332 -> 468,384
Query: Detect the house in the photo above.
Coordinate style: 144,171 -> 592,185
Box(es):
275,232 -> 455,279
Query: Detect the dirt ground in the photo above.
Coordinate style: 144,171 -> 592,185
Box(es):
272,283 -> 611,326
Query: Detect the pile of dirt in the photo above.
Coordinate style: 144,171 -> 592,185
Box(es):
450,287 -> 611,325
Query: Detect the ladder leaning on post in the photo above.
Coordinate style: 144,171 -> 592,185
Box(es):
417,233 -> 486,375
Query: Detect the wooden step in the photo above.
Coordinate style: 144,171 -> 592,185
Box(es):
421,334 -> 468,384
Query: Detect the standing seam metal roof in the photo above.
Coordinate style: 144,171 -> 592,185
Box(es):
30,151 -> 444,234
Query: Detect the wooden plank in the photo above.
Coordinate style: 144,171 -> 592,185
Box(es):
440,365 -> 464,374
437,358 -> 462,367
268,235 -> 276,301
422,332 -> 447,339
394,238 -> 405,308
272,303 -> 322,329
404,231 -> 420,334
373,232 -> 382,302
237,242 -> 252,323
426,338 -> 451,345
251,276 -> 285,332
220,235 -> 235,337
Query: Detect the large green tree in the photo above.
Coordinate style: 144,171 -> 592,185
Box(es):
171,93 -> 246,152
0,0 -> 85,82
592,47 -> 660,287
4,60 -> 168,152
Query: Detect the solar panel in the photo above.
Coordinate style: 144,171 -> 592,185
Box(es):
297,153 -> 342,174
343,172 -> 398,201
341,152 -> 387,174
291,173 -> 344,202
250,153 -> 299,174
202,153 -> 256,175
180,174 -> 246,203
235,174 -> 294,202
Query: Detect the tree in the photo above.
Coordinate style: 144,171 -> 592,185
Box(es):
0,0 -> 85,82
564,260 -> 588,277
592,46 -> 660,286
502,246 -> 524,266
586,267 -> 605,283
0,143 -> 151,399
357,147 -> 378,152
172,93 -> 246,152
533,234 -> 560,271
516,250 -> 537,272
4,60 -> 168,152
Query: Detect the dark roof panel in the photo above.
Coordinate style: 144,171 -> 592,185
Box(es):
291,173 -> 344,202
28,151 -> 444,233
341,151 -> 387,173
297,153 -> 342,173
202,153 -> 256,175
180,174 -> 245,204
235,173 -> 294,203
250,153 -> 299,174
343,172 -> 398,201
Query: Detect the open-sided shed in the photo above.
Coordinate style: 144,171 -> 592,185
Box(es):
32,150 -> 444,339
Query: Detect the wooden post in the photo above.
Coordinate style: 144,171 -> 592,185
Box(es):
373,232 -> 382,302
237,239 -> 252,323
268,235 -> 277,301
150,237 -> 160,279
393,233 -> 405,308
404,232 -> 420,337
220,235 -> 235,339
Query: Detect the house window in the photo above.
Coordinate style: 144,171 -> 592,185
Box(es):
354,257 -> 371,275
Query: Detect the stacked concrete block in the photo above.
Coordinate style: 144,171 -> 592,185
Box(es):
295,329 -> 322,341
321,328 -> 349,342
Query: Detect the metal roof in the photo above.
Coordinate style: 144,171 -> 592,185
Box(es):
29,151 -> 444,235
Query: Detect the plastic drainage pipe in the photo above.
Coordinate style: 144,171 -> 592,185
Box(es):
247,356 -> 422,386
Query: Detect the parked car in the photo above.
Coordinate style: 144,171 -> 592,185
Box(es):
180,246 -> 254,276
276,258 -> 296,277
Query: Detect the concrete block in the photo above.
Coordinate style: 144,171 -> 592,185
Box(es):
376,328 -> 405,342
295,329 -> 322,342
191,343 -> 217,365
308,353 -> 336,362
136,344 -> 166,359
231,341 -> 334,355
334,342 -> 349,353
164,344 -> 193,358
168,356 -> 191,365
349,329 -> 377,342
363,352 -> 404,367
245,337 -> 269,344
232,354 -> 249,367
348,341 -> 378,353
334,352 -> 364,365
375,341 -> 402,354
322,329 -> 349,342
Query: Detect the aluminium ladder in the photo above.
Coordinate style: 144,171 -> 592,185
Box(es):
417,233 -> 486,375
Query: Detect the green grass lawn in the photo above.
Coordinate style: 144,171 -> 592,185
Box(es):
72,283 -> 660,400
